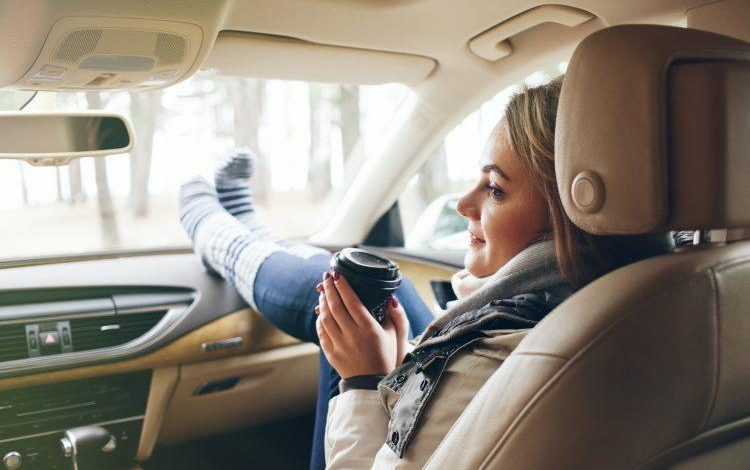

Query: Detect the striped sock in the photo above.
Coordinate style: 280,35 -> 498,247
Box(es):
214,148 -> 329,259
178,176 -> 281,311
673,230 -> 695,246
214,149 -> 281,241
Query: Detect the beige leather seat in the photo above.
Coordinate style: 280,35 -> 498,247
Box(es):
423,25 -> 750,469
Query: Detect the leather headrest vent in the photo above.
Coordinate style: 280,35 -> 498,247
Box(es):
556,25 -> 750,235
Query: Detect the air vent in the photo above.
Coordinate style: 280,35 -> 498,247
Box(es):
0,324 -> 28,362
69,310 -> 167,352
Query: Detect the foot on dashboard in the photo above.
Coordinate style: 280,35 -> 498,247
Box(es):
213,149 -> 328,259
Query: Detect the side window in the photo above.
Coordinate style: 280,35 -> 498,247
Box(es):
399,67 -> 565,252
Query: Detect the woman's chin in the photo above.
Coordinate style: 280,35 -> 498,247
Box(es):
464,251 -> 487,278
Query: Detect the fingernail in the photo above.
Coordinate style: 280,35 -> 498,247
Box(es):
314,305 -> 320,315
315,283 -> 323,292
324,271 -> 332,281
390,295 -> 399,308
333,271 -> 341,281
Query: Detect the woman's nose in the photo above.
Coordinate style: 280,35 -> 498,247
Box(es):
456,190 -> 480,220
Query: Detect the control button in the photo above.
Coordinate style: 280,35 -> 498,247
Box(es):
391,431 -> 400,445
36,64 -> 67,79
58,321 -> 73,353
420,379 -> 428,391
41,331 -> 60,346
3,451 -> 22,470
25,324 -> 41,357
395,374 -> 406,383
40,331 -> 61,355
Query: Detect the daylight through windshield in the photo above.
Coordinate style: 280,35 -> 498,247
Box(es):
0,71 -> 411,260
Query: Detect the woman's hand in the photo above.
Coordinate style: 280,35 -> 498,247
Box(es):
315,272 -> 411,379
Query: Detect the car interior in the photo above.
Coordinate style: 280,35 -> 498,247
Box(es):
0,1 -> 748,469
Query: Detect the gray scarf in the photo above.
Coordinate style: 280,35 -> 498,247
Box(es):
420,239 -> 572,343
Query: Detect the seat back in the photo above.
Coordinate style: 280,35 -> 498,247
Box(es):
424,25 -> 750,469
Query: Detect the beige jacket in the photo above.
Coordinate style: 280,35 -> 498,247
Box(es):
324,330 -> 528,469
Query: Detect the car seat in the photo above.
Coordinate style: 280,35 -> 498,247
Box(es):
423,24 -> 750,469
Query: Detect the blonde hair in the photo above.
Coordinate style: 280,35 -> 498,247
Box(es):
504,77 -> 670,287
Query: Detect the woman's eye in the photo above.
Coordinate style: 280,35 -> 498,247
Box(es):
486,184 -> 505,200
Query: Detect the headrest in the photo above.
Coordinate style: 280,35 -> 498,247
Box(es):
556,25 -> 750,235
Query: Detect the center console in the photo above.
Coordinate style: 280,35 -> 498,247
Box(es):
0,371 -> 150,470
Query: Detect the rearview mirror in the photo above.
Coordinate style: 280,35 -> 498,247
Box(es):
0,112 -> 134,166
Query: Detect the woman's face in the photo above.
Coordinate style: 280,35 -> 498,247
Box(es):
456,118 -> 550,278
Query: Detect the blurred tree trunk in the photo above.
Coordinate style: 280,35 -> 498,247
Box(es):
418,141 -> 449,206
86,93 -> 120,246
17,161 -> 29,205
308,84 -> 331,200
67,159 -> 84,204
338,85 -> 360,162
228,78 -> 268,201
55,167 -> 64,202
129,90 -> 161,217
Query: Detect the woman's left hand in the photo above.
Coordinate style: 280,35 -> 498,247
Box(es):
315,273 -> 408,379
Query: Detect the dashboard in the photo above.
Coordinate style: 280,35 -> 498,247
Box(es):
0,249 -> 454,469
0,254 -> 320,470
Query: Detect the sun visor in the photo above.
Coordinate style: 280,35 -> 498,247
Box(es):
202,31 -> 437,85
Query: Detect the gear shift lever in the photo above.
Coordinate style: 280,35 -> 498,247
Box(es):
60,425 -> 117,470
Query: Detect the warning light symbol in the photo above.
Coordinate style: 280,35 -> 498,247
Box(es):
44,333 -> 57,344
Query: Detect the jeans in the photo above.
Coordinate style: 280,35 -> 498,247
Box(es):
253,251 -> 436,470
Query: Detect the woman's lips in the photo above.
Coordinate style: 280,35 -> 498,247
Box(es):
468,228 -> 485,246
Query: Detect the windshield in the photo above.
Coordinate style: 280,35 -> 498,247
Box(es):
0,90 -> 35,111
0,71 -> 411,260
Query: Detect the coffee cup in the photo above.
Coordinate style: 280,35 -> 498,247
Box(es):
328,248 -> 402,323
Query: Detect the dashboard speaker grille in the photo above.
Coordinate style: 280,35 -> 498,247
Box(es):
69,310 -> 168,352
0,324 -> 27,362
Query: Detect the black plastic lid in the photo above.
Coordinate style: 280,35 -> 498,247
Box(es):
330,248 -> 402,288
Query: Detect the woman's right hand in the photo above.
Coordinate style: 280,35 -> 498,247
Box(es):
315,274 -> 411,378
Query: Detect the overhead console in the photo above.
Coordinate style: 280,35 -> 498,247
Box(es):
0,288 -> 196,378
14,17 -> 205,91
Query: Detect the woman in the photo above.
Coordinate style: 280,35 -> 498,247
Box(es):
316,77 -> 674,468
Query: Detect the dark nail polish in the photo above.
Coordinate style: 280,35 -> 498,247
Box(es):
333,271 -> 341,281
324,271 -> 332,280
390,295 -> 399,308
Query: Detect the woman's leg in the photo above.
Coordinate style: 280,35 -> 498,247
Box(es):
179,170 -> 435,341
179,150 -> 436,468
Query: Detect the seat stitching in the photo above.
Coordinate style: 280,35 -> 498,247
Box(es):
698,267 -> 721,433
512,352 -> 569,361
636,413 -> 750,468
